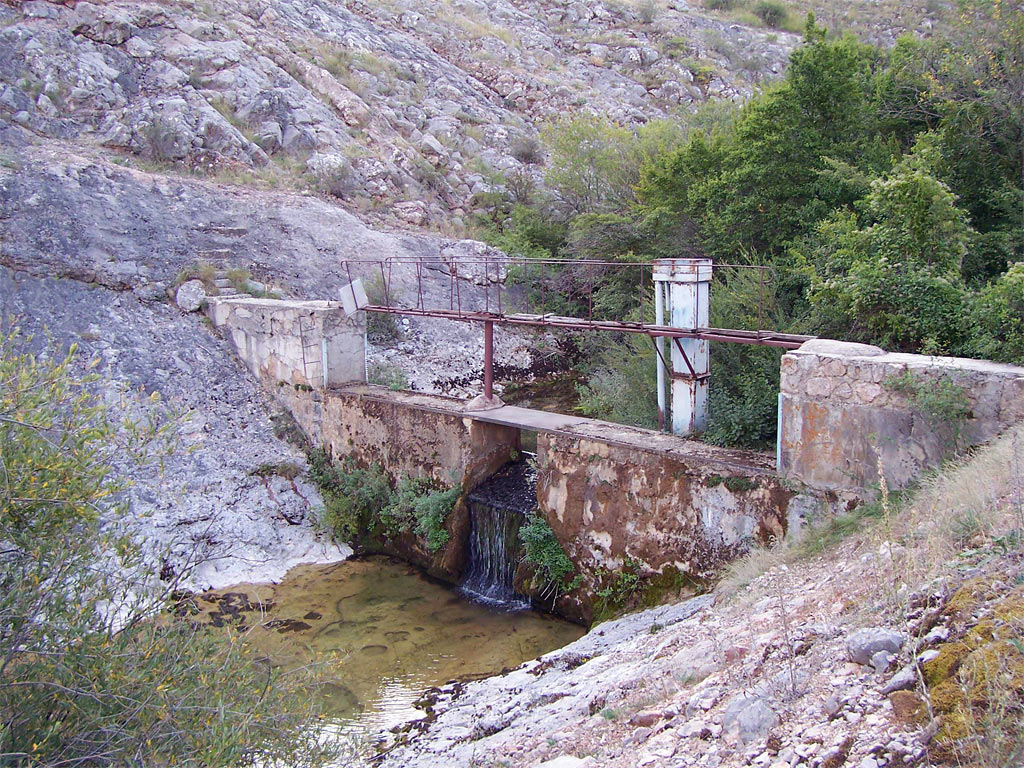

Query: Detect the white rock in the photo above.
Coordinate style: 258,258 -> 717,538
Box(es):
175,279 -> 206,312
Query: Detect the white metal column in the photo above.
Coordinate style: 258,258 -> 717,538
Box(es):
654,279 -> 667,430
653,259 -> 712,436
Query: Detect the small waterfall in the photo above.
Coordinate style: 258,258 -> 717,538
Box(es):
461,461 -> 536,609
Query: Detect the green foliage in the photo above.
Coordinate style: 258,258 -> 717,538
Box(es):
251,461 -> 303,481
969,262 -> 1024,363
307,449 -> 392,542
0,327 -> 335,767
594,557 -> 644,620
753,0 -> 788,27
307,450 -> 458,552
364,274 -> 402,346
368,360 -> 409,391
576,334 -> 659,430
380,476 -> 460,552
519,514 -> 581,598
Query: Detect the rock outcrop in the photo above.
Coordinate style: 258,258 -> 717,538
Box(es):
0,0 -> 803,224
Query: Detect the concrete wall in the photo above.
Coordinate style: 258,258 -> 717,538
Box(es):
284,385 -> 520,491
779,339 -> 1024,494
280,384 -> 520,582
207,297 -> 365,389
536,432 -> 818,620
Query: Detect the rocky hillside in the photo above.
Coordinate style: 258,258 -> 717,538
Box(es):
376,425 -> 1024,768
0,0 -> 809,228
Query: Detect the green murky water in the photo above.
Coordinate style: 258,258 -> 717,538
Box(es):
197,556 -> 584,734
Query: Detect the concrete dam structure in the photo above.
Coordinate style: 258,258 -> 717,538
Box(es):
204,274 -> 1024,622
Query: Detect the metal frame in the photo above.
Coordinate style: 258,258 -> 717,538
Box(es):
340,256 -> 813,408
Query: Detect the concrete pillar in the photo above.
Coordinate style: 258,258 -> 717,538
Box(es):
653,259 -> 712,436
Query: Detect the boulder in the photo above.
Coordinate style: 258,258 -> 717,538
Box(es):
846,627 -> 906,665
175,279 -> 206,312
722,694 -> 779,746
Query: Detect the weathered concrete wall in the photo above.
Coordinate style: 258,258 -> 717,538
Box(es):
283,385 -> 520,491
536,432 -> 819,621
280,385 -> 520,581
207,297 -> 365,388
780,339 -> 1024,494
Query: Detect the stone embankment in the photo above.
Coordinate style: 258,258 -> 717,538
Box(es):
378,519 -> 1018,768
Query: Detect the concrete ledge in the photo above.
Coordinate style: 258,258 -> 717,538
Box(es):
338,384 -> 778,474
207,297 -> 365,389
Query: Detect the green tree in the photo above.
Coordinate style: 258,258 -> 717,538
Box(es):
803,162 -> 971,352
0,328 -> 335,767
968,262 -> 1024,363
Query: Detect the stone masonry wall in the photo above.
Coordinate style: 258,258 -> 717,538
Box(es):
207,297 -> 366,389
780,339 -> 1024,494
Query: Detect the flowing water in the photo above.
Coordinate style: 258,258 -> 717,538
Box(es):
461,461 -> 537,608
196,555 -> 583,735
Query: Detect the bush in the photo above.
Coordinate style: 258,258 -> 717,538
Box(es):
307,449 -> 392,542
519,514 -> 580,598
0,327 -> 335,767
577,334 -> 659,429
368,360 -> 409,390
510,134 -> 544,165
380,475 -> 460,552
969,262 -> 1024,364
754,0 -> 788,27
364,274 -> 402,346
307,452 -> 458,552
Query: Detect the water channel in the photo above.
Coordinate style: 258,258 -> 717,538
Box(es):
196,555 -> 584,735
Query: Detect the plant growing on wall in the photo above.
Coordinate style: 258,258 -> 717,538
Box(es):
307,452 -> 459,552
519,514 -> 581,598
379,475 -> 460,552
884,371 -> 972,455
307,449 -> 392,541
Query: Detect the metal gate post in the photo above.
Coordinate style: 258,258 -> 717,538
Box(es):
653,259 -> 712,436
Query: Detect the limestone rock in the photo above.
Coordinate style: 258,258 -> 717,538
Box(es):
797,339 -> 886,357
394,200 -> 429,226
846,628 -> 906,666
722,694 -> 779,746
880,663 -> 918,695
175,279 -> 206,312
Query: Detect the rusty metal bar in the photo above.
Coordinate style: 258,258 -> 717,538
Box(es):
483,319 -> 494,400
362,306 -> 812,349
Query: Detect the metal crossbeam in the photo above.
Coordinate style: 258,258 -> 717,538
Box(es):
363,305 -> 813,349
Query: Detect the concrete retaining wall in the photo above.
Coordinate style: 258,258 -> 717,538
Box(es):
779,339 -> 1024,494
207,297 -> 365,389
537,432 -> 818,620
283,385 -> 520,491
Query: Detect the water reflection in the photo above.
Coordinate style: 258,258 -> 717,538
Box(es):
196,556 -> 584,734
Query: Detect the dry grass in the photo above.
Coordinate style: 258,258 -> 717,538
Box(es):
718,538 -> 792,597
884,422 -> 1024,590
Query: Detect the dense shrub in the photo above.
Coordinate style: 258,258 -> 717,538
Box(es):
754,0 -> 787,27
1,328 -> 335,767
968,262 -> 1024,363
380,475 -> 460,552
307,449 -> 392,541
